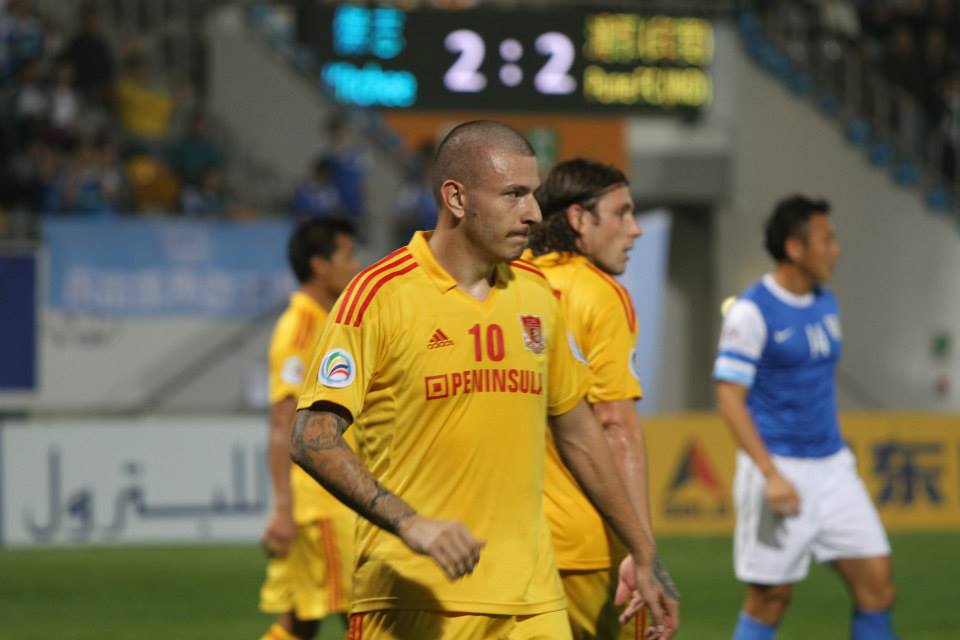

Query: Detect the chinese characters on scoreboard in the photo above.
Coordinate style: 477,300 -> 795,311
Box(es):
582,14 -> 713,108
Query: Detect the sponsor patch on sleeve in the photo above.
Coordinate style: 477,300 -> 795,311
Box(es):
280,356 -> 305,385
318,349 -> 356,388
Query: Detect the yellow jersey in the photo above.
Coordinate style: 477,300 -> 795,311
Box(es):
269,291 -> 356,525
527,251 -> 643,570
298,232 -> 589,615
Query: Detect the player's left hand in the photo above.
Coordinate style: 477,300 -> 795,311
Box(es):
615,554 -> 679,639
261,505 -> 297,557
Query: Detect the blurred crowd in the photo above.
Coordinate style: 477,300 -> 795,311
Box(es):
290,114 -> 437,245
0,0 -> 242,222
0,0 -> 439,238
756,0 -> 960,184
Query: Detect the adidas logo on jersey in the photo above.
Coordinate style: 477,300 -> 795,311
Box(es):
427,329 -> 454,349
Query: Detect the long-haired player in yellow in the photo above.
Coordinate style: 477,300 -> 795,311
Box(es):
290,121 -> 674,640
259,217 -> 361,640
527,158 -> 680,639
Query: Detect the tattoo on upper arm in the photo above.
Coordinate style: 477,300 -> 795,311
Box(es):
292,410 -> 349,456
654,555 -> 680,600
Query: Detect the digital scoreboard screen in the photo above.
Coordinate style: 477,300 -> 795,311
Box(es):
297,3 -> 714,113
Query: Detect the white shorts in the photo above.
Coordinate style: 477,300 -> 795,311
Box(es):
733,447 -> 890,585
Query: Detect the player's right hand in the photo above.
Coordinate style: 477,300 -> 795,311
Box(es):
262,505 -> 297,557
615,555 -> 678,639
396,515 -> 485,580
765,472 -> 801,516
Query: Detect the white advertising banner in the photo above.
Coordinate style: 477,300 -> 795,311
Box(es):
0,417 -> 271,547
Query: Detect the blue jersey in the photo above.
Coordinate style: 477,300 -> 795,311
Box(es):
713,275 -> 844,458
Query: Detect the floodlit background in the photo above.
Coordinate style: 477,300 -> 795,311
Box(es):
0,1 -> 958,638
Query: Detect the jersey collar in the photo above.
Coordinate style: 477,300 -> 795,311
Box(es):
407,231 -> 511,293
762,273 -> 815,308
290,290 -> 326,316
524,250 -> 584,269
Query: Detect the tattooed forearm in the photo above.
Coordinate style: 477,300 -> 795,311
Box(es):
367,482 -> 415,529
369,482 -> 390,510
653,555 -> 679,600
290,408 -> 417,534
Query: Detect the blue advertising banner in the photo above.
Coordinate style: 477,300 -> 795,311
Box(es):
43,220 -> 297,317
618,209 -> 672,415
0,251 -> 37,389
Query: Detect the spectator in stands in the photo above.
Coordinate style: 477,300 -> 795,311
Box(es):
48,58 -> 79,146
56,132 -> 124,217
125,151 -> 180,213
323,113 -> 366,220
884,24 -> 922,98
0,0 -> 45,84
12,57 -> 47,143
115,52 -> 173,148
858,5 -> 894,59
60,2 -> 114,109
291,155 -> 347,220
937,70 -> 960,185
168,109 -> 223,188
930,0 -> 960,47
393,141 -> 437,245
8,136 -> 59,212
181,167 -> 230,217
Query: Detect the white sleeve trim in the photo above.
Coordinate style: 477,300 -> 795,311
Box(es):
713,356 -> 756,386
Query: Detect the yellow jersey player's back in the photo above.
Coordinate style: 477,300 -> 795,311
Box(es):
258,218 -> 360,640
270,292 -> 357,525
527,157 -> 679,639
529,251 -> 642,571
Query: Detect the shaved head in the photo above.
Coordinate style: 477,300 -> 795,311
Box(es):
432,120 -> 535,199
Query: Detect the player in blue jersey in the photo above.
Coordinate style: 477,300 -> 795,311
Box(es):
714,196 -> 896,640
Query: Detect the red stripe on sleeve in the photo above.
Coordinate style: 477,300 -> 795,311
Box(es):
336,248 -> 407,325
352,262 -> 419,327
339,250 -> 411,325
585,262 -> 636,332
288,310 -> 306,349
293,312 -> 316,350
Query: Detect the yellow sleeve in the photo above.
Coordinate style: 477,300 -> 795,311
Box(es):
572,279 -> 644,403
547,301 -> 591,416
268,315 -> 309,404
297,292 -> 384,421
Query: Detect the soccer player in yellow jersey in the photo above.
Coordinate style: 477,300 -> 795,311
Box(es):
291,121 -> 674,640
259,218 -> 361,640
527,159 -> 679,640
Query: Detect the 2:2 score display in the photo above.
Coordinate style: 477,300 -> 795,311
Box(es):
443,30 -> 577,95
300,4 -> 713,111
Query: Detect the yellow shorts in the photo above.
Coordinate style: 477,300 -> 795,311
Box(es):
347,608 -> 572,640
560,569 -> 639,640
259,517 -> 353,620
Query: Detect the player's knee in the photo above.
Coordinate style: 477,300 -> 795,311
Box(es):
745,584 -> 793,621
857,581 -> 895,611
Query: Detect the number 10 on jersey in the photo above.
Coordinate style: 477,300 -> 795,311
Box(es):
469,324 -> 505,362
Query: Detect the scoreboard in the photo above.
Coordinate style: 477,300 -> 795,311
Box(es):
296,3 -> 714,113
